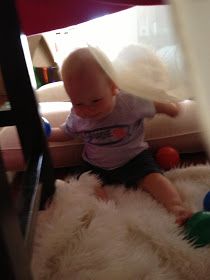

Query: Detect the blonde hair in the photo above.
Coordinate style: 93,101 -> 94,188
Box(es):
61,47 -> 112,84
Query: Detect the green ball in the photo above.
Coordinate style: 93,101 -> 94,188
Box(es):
185,211 -> 210,247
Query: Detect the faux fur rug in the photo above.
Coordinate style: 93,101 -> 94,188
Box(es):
32,164 -> 210,280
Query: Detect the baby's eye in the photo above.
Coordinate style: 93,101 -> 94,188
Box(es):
93,98 -> 102,103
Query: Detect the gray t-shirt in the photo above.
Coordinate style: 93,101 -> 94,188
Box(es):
63,91 -> 156,170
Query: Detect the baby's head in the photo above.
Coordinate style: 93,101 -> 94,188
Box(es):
61,47 -> 117,119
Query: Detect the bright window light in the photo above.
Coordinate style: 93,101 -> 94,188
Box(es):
20,33 -> 37,90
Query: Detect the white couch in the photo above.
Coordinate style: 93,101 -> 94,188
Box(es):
0,81 -> 205,171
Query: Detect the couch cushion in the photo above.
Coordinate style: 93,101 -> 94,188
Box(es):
144,100 -> 204,152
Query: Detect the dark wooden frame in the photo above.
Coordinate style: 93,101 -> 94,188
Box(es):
0,0 -> 55,278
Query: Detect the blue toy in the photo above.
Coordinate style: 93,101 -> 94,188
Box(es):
184,191 -> 210,247
203,191 -> 210,211
42,117 -> 51,137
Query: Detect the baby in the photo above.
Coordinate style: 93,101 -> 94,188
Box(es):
50,47 -> 193,225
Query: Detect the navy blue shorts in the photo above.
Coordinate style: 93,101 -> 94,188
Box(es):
79,149 -> 162,189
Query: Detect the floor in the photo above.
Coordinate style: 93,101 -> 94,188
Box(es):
180,151 -> 209,166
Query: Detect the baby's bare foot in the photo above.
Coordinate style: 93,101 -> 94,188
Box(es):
169,204 -> 193,225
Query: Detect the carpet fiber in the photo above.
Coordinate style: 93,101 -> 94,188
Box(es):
32,164 -> 210,280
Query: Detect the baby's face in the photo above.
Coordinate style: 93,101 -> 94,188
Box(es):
65,69 -> 117,120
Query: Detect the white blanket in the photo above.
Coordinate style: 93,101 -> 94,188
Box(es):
32,164 -> 210,280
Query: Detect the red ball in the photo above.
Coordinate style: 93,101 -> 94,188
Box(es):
155,146 -> 180,170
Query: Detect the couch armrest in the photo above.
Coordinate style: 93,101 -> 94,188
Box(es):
35,81 -> 70,102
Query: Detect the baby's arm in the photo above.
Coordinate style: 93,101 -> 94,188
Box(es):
49,127 -> 73,142
154,101 -> 180,117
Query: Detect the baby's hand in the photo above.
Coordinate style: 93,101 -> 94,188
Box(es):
166,102 -> 181,117
169,204 -> 193,226
154,101 -> 181,118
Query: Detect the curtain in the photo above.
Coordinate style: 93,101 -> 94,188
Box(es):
16,0 -> 164,35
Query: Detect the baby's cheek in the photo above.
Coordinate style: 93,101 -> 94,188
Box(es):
74,108 -> 84,117
94,103 -> 103,112
74,108 -> 80,115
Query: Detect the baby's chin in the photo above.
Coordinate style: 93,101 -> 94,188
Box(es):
78,109 -> 113,120
93,109 -> 114,120
86,113 -> 109,120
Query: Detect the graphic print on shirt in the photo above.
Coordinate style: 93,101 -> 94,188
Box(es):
80,124 -> 131,146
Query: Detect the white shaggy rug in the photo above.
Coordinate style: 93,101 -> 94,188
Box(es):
32,164 -> 210,280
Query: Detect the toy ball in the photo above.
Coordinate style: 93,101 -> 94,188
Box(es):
42,117 -> 51,137
184,211 -> 210,247
155,146 -> 180,170
203,191 -> 210,211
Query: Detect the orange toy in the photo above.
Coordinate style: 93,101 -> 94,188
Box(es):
155,146 -> 180,170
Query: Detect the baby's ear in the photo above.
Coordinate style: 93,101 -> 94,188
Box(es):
111,81 -> 118,96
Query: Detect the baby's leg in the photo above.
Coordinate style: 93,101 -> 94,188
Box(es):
94,185 -> 109,202
139,172 -> 193,225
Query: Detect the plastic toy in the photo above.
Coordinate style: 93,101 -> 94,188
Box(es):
184,191 -> 210,247
42,117 -> 51,137
184,211 -> 210,247
203,191 -> 210,211
155,146 -> 180,170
